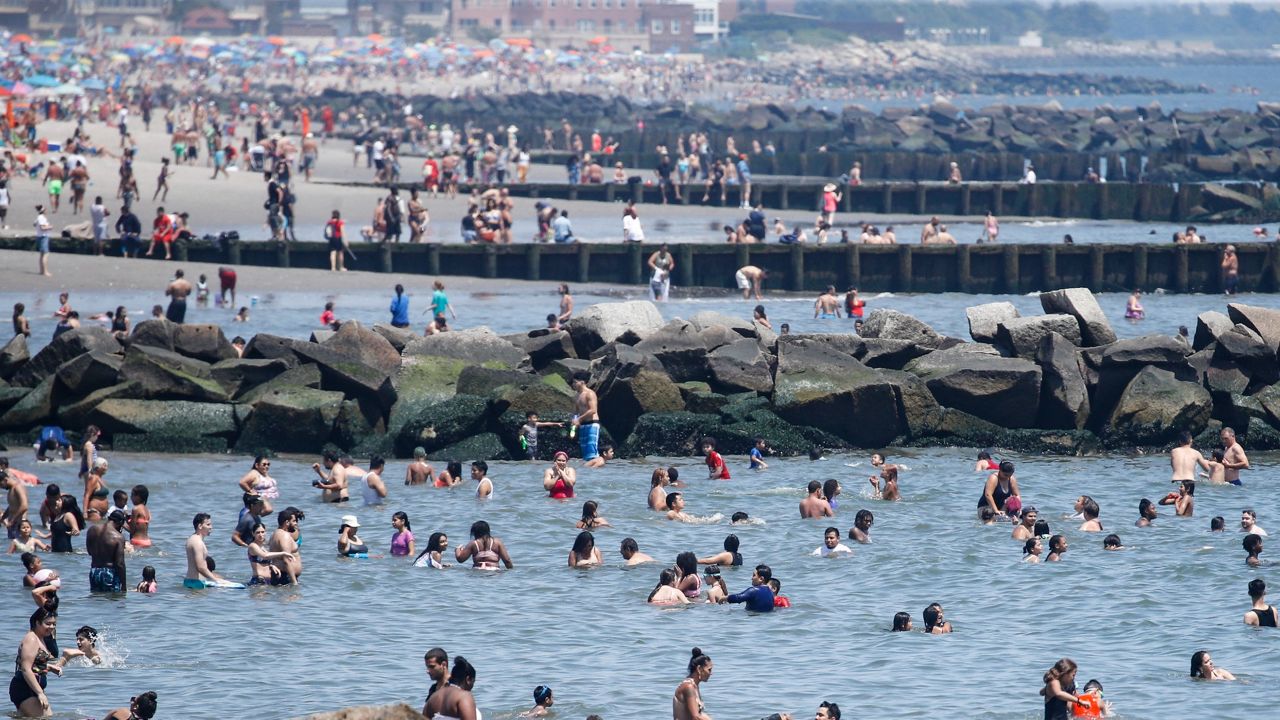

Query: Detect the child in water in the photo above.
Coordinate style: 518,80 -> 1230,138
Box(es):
1199,449 -> 1226,484
136,566 -> 157,593
522,685 -> 554,717
749,437 -> 769,470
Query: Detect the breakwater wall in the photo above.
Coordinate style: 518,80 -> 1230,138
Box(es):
374,180 -> 1274,223
11,237 -> 1279,295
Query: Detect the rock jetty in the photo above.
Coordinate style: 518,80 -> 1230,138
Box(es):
2,293 -> 1279,458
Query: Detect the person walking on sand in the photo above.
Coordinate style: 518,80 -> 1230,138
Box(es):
152,158 -> 172,202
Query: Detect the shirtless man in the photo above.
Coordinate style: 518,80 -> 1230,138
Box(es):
422,647 -> 451,713
933,225 -> 958,244
311,449 -> 349,502
1,464 -> 29,539
1222,245 -> 1240,295
164,269 -> 192,324
1221,427 -> 1250,486
848,509 -> 874,544
184,513 -> 227,588
300,133 -> 319,182
920,217 -> 940,244
268,507 -> 303,583
665,492 -> 695,522
871,466 -> 900,501
86,511 -> 127,593
44,160 -> 65,212
558,284 -> 574,324
813,285 -> 841,319
1012,507 -> 1038,541
570,372 -> 601,463
1171,430 -> 1210,482
735,265 -> 766,300
799,480 -> 834,518
68,162 -> 89,214
405,447 -> 435,486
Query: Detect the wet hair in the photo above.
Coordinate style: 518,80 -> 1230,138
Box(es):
369,456 -> 386,471
922,604 -> 942,631
1211,516 -> 1225,531
580,500 -> 600,523
753,305 -> 766,319
1243,508 -> 1258,520
723,534 -> 739,552
1139,498 -> 1155,518
1181,479 -> 1195,496
470,520 -> 491,540
666,492 -> 682,510
807,480 -> 822,494
277,506 -> 303,528
651,468 -> 667,487
1211,448 -> 1225,462
1244,533 -> 1263,555
667,467 -> 680,483
754,564 -> 772,582
700,436 -> 717,450
20,552 -> 38,571
112,489 -> 128,506
998,460 -> 1015,475
1083,679 -> 1103,693
131,484 -> 149,504
243,492 -> 263,508
533,685 -> 553,706
977,449 -> 992,460
892,611 -> 911,631
1249,577 -> 1267,600
322,449 -> 340,463
675,551 -> 697,578
731,511 -> 749,523
620,537 -> 639,556
1103,534 -> 1122,549
1079,496 -> 1100,520
141,565 -> 156,581
393,511 -> 411,531
450,656 -> 476,688
1022,537 -> 1039,555
424,647 -> 448,666
572,531 -> 595,556
1049,535 -> 1066,553
1043,658 -> 1077,687
45,484 -> 60,500
446,461 -> 463,479
854,509 -> 873,527
29,607 -> 56,631
133,691 -> 158,719
809,448 -> 823,460
649,568 -> 678,602
1190,650 -> 1211,678
687,647 -> 712,675
1179,430 -> 1193,445
978,506 -> 997,523
191,512 -> 211,531
819,701 -> 841,719
824,526 -> 839,538
75,625 -> 97,644
471,460 -> 487,475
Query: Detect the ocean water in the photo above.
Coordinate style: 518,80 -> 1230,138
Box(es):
5,285 -> 1277,355
2,448 -> 1277,719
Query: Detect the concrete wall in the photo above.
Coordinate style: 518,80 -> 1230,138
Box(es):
11,237 -> 1277,294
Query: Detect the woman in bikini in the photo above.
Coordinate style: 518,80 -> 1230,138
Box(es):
435,461 -> 464,489
454,520 -> 513,570
237,456 -> 277,515
79,426 -> 100,482
246,523 -> 293,586
83,457 -> 110,522
126,485 -> 151,548
673,648 -> 713,720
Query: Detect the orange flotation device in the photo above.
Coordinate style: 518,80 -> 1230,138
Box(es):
1072,691 -> 1103,719
8,469 -> 39,486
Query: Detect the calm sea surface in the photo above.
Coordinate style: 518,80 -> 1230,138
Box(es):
1,448 -> 1277,719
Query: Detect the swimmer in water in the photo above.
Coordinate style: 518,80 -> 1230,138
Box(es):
1125,289 -> 1144,320
823,479 -> 841,511
103,690 -> 158,720
800,480 -> 834,518
1012,506 -> 1038,541
892,612 -> 912,631
472,461 -> 494,499
648,468 -> 671,511
1078,496 -> 1103,532
704,566 -> 729,603
337,515 -> 369,557
922,603 -> 952,634
1103,534 -> 1123,551
576,500 -> 611,530
523,685 -> 554,717
246,522 -> 294,585
749,437 -> 769,470
1244,578 -> 1277,627
870,466 -> 900,501
568,531 -> 602,567
665,492 -> 694,523
702,437 -> 730,480
675,552 -> 701,599
405,447 -> 435,486
311,449 -> 349,503
436,461 -> 464,488
413,532 -> 451,569
648,568 -> 690,605
619,537 -> 655,566
731,511 -> 752,525
978,460 -> 1019,518
127,485 -> 151,548
8,519 -> 50,554
697,535 -> 743,567
238,456 -> 277,515
1244,534 -> 1263,567
1046,535 -> 1068,562
1023,537 -> 1043,563
585,443 -> 615,469
1190,651 -> 1235,681
1159,480 -> 1195,517
846,509 -> 873,544
1211,516 -> 1226,532
390,512 -> 415,557
979,507 -> 998,525
184,513 -> 227,587
1136,498 -> 1158,527
813,527 -> 853,558
974,449 -> 999,473
1170,430 -> 1210,483
455,520 -> 513,569
543,451 -> 576,499
1041,658 -> 1082,720
135,565 -> 157,593
1199,449 -> 1226,484
673,648 -> 713,720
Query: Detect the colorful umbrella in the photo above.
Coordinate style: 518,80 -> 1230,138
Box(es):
10,34 -> 32,44
164,35 -> 184,46
367,33 -> 385,43
25,74 -> 58,87
10,81 -> 30,95
504,38 -> 533,47
267,36 -> 286,46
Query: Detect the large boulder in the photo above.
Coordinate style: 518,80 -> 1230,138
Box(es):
128,319 -> 175,352
859,338 -> 933,369
236,364 -> 323,403
456,366 -> 575,415
1107,366 -> 1212,444
12,326 -> 121,388
966,302 -> 1020,344
905,349 -> 1043,428
1227,303 -> 1280,351
504,330 -> 575,370
171,324 -> 237,363
1039,288 -> 1117,346
0,375 -> 56,430
53,352 -> 121,396
772,338 -> 902,446
290,341 -> 397,421
1193,311 -> 1234,351
860,309 -> 944,347
321,321 -> 402,375
995,314 -> 1082,359
88,399 -> 238,439
623,411 -> 724,457
392,394 -> 494,458
0,334 -> 29,381
1035,332 -> 1090,430
210,357 -> 295,397
595,368 -> 685,442
371,324 -> 418,353
633,320 -> 709,382
689,311 -> 756,338
879,369 -> 944,438
707,339 -> 774,394
565,300 -> 665,357
403,327 -> 530,369
243,333 -> 304,363
119,345 -> 229,402
235,386 -> 345,453
697,324 -> 742,353
57,382 -> 140,429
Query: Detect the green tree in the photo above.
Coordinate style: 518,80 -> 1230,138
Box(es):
1045,1 -> 1109,38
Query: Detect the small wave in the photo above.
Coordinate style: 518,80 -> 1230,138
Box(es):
684,513 -> 725,525
1021,219 -> 1080,227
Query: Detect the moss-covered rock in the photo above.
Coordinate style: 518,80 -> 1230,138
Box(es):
622,411 -> 723,457
235,386 -> 345,454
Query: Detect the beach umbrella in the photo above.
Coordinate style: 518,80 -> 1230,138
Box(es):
81,78 -> 106,90
10,34 -> 32,44
10,81 -> 30,95
587,36 -> 608,45
267,36 -> 286,46
367,33 -> 384,43
0,86 -> 10,98
504,37 -> 533,48
26,74 -> 58,87
54,83 -> 82,95
164,35 -> 184,46
189,37 -> 214,47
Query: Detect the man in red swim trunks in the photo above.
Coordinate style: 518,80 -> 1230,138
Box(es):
218,266 -> 237,306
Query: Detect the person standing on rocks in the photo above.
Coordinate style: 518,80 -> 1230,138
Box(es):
1221,427 -> 1249,485
736,265 -> 766,300
570,372 -> 600,464
947,162 -> 962,184
164,269 -> 192,323
86,510 -> 127,594
1222,245 -> 1239,295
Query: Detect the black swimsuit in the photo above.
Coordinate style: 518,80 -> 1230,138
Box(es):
1251,605 -> 1278,627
